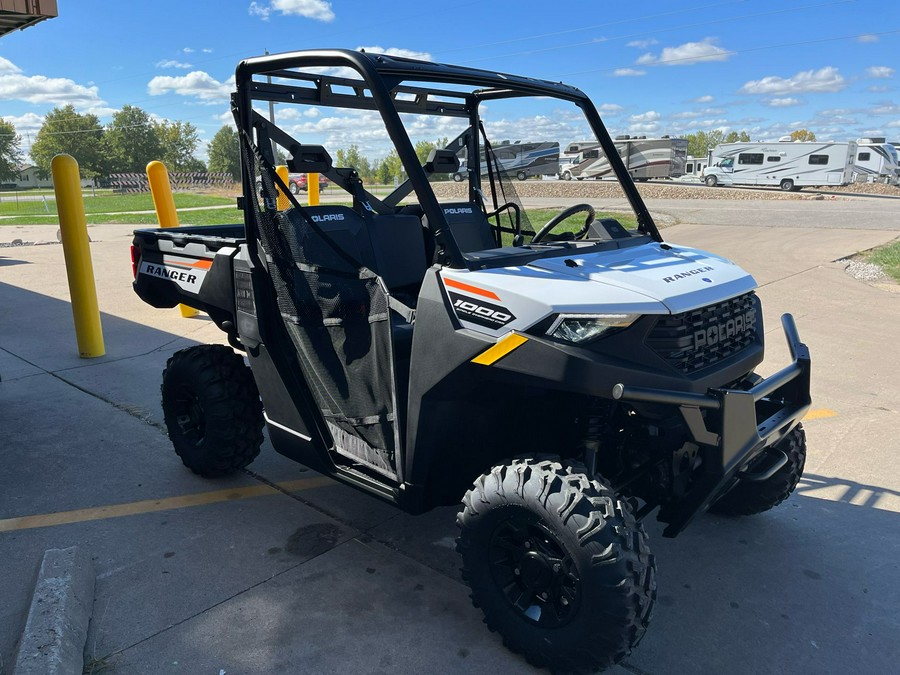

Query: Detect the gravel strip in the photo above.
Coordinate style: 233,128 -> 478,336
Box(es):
839,258 -> 888,282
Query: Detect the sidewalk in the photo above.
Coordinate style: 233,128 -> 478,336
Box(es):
1,204 -> 899,674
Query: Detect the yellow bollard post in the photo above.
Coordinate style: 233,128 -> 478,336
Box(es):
146,160 -> 198,318
308,172 -> 320,206
276,165 -> 290,210
51,154 -> 105,358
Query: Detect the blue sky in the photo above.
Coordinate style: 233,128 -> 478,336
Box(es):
2,0 -> 898,162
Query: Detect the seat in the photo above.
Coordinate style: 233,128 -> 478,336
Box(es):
427,202 -> 497,254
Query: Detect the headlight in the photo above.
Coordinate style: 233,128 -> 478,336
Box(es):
546,313 -> 639,343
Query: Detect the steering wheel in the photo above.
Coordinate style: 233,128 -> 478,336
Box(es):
531,203 -> 596,243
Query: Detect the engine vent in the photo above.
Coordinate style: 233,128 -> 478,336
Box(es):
648,292 -> 758,374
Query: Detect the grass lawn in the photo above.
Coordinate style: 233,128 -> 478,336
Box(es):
0,192 -> 234,218
865,238 -> 900,282
0,197 -> 637,239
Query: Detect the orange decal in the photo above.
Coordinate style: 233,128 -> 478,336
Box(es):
444,277 -> 500,301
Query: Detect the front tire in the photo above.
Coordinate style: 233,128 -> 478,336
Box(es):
161,345 -> 264,477
705,175 -> 718,187
710,425 -> 806,516
457,458 -> 656,672
562,170 -> 572,181
780,178 -> 795,192
289,182 -> 300,195
516,171 -> 527,181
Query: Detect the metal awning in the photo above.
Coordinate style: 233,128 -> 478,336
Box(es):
0,0 -> 57,38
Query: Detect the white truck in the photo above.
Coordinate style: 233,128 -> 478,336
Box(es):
559,136 -> 688,181
703,141 -> 857,191
853,138 -> 900,185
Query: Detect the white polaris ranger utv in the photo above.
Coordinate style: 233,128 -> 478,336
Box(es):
132,49 -> 811,672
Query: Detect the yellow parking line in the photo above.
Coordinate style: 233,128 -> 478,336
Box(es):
804,408 -> 838,421
0,476 -> 334,533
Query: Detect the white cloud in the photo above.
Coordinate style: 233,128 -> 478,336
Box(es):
886,119 -> 900,128
765,97 -> 802,107
867,85 -> 891,93
156,59 -> 193,69
692,95 -> 714,103
1,112 -> 43,136
202,48 -> 214,54
183,47 -> 195,54
739,67 -> 846,94
0,56 -> 22,74
612,68 -> 645,77
857,34 -> 879,43
356,46 -> 431,61
147,71 -> 234,103
872,103 -> 900,115
636,38 -> 730,66
249,0 -> 334,22
0,72 -> 106,107
627,122 -> 660,134
628,110 -> 661,123
866,66 -> 894,79
626,39 -> 658,49
598,103 -> 624,114
670,107 -> 726,120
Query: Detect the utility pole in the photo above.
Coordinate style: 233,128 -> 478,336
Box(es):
265,49 -> 278,159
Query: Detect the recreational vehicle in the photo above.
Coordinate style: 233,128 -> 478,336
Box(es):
703,141 -> 857,191
559,136 -> 688,181
683,155 -> 708,180
453,140 -> 559,181
853,138 -> 900,184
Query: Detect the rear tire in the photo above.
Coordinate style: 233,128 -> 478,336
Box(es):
705,175 -> 718,187
457,457 -> 656,672
517,171 -> 527,181
710,425 -> 806,516
289,182 -> 300,195
161,344 -> 264,477
453,172 -> 464,182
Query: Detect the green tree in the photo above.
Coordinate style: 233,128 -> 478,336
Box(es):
207,126 -> 241,180
106,105 -> 161,173
155,119 -> 202,171
0,119 -> 24,182
790,129 -> 816,142
376,149 -> 403,184
724,130 -> 751,143
335,144 -> 372,180
30,105 -> 107,179
684,129 -> 727,158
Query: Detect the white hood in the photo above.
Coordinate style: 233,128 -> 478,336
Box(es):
527,242 -> 757,314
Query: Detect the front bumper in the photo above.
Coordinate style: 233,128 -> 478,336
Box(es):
613,314 -> 811,537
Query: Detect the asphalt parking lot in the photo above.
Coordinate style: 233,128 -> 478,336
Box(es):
1,195 -> 899,674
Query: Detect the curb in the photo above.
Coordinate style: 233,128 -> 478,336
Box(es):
13,546 -> 95,675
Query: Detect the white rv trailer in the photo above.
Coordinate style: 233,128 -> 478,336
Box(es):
453,140 -> 560,181
559,136 -> 688,181
703,141 -> 857,191
853,138 -> 900,184
683,155 -> 708,179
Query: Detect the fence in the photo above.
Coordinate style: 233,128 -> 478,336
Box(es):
109,172 -> 235,193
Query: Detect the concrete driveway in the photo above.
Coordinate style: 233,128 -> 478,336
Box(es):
1,198 -> 898,674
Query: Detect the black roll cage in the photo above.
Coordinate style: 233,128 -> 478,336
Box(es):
233,48 -> 662,270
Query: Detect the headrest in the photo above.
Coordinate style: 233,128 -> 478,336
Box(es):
424,148 -> 460,174
287,144 -> 333,174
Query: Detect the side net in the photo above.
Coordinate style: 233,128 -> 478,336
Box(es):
240,132 -> 399,480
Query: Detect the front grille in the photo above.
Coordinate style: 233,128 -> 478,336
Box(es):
648,292 -> 758,374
